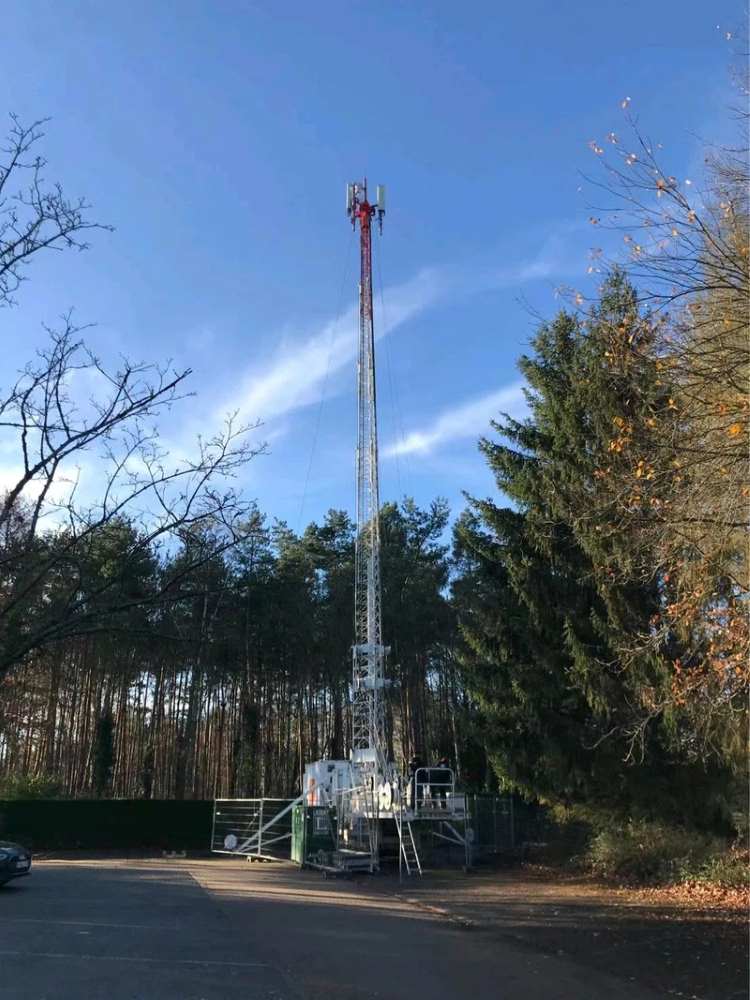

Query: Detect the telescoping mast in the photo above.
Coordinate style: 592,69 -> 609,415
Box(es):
348,180 -> 388,783
211,182 -> 469,876
298,181 -> 467,874
299,181 -> 395,872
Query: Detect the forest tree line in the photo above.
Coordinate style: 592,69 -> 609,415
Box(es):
1,500 -> 465,799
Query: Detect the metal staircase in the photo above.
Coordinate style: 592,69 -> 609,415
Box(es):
395,813 -> 422,876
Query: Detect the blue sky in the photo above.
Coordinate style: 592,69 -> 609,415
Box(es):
1,1 -> 740,532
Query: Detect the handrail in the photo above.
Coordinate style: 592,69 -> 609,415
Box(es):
408,766 -> 455,813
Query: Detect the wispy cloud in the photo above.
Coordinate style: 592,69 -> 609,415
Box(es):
219,222 -> 582,429
385,381 -> 527,458
221,268 -> 441,425
515,230 -> 575,282
466,222 -> 589,291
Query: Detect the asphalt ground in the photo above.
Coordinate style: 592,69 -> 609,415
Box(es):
0,858 -> 661,1000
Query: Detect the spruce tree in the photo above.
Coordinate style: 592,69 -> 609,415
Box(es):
455,273 -> 736,830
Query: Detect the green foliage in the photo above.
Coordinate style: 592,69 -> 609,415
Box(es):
582,820 -> 747,887
0,514 -> 161,678
0,773 -> 64,800
685,849 -> 749,889
454,273 -> 740,831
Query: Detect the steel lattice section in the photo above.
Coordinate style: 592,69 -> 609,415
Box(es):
347,180 -> 387,772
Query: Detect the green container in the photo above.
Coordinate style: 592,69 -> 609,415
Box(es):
291,804 -> 336,866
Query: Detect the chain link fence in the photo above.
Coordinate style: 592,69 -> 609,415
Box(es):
467,794 -> 551,861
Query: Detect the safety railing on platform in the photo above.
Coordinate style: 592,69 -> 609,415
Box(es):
408,767 -> 464,816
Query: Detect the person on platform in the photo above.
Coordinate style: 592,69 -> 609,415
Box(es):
408,753 -> 425,810
432,756 -> 451,809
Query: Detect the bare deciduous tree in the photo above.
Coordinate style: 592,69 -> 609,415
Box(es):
0,115 -> 110,307
0,322 -> 264,677
580,96 -> 749,752
0,116 -> 265,676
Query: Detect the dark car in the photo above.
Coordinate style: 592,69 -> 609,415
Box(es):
0,841 -> 32,885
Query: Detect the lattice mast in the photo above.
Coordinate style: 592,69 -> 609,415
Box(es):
346,179 -> 387,777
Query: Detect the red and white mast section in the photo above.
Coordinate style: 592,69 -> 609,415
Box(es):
346,179 -> 388,780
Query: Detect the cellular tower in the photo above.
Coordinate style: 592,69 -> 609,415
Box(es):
212,182 -> 469,876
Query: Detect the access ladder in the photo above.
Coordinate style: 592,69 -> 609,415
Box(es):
396,814 -> 422,876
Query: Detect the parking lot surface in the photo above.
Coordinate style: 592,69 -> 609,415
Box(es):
0,858 -> 659,999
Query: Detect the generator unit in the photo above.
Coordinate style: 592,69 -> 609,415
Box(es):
291,804 -> 336,866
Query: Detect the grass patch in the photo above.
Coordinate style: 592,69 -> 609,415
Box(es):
684,848 -> 749,889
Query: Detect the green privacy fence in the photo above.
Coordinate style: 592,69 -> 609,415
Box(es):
0,795 -> 549,856
0,799 -> 213,850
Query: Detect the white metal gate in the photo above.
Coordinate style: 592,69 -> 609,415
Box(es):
211,797 -> 300,860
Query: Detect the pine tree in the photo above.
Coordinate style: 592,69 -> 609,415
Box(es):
93,709 -> 115,798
